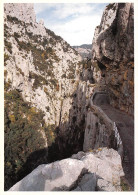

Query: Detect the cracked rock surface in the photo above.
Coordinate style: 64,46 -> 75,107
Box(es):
9,148 -> 124,191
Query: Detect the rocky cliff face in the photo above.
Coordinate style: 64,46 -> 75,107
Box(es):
4,3 -> 134,191
9,148 -> 124,191
91,3 -> 134,115
4,3 -> 82,126
72,44 -> 92,59
88,3 -> 134,189
4,3 -> 84,190
4,3 -> 36,23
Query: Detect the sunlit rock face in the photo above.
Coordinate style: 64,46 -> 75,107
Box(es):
9,148 -> 124,191
4,3 -> 85,190
4,3 -> 36,23
72,44 -> 92,59
4,2 -> 134,192
4,3 -> 82,125
91,3 -> 134,115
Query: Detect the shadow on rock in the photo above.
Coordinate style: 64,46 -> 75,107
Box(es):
11,86 -> 87,190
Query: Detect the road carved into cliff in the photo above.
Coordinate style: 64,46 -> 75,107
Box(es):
92,92 -> 134,189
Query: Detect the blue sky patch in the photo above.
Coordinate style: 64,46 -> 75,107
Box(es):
34,3 -> 108,46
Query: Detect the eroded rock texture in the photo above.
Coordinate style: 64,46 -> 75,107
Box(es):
9,148 -> 124,191
4,2 -> 134,191
4,3 -> 84,190
92,3 -> 134,115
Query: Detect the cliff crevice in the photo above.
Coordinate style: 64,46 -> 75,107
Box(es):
4,3 -> 134,191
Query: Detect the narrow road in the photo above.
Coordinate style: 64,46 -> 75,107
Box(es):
92,92 -> 134,189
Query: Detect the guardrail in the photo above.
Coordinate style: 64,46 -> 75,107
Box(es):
89,92 -> 123,158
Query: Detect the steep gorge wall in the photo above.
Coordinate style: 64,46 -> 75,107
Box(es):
4,3 -> 84,190
86,3 -> 134,189
4,3 -> 82,126
91,3 -> 134,115
4,3 -> 134,191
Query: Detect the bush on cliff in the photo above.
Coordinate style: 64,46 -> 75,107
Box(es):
4,88 -> 56,190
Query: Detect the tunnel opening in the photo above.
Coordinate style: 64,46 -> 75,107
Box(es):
93,92 -> 110,106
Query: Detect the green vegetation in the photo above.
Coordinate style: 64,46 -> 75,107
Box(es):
66,61 -> 76,79
46,28 -> 62,42
4,89 -> 45,189
79,60 -> 87,69
15,38 -> 59,74
77,59 -> 92,70
4,79 -> 11,91
4,39 -> 12,54
62,73 -> 66,78
14,32 -> 20,39
49,79 -> 58,88
7,15 -> 19,24
67,72 -> 75,79
45,124 -> 56,146
26,26 -> 62,46
63,44 -> 69,52
4,53 -> 10,62
120,177 -> 130,191
26,31 -> 45,46
92,61 -> 100,72
29,72 -> 48,89
4,70 -> 8,77
29,72 -> 58,90
82,59 -> 92,69
106,3 -> 115,11
16,66 -> 24,76
4,88 -> 57,190
4,24 -> 9,38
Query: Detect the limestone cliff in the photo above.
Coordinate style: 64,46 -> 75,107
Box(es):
9,148 -> 124,191
4,3 -> 82,126
4,3 -> 36,23
72,44 -> 92,59
4,3 -> 83,190
84,2 -> 134,189
91,3 -> 134,115
4,3 -> 134,191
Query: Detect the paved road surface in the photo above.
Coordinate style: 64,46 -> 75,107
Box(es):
93,92 -> 134,190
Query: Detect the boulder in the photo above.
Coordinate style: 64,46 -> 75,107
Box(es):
9,159 -> 88,191
9,148 -> 124,191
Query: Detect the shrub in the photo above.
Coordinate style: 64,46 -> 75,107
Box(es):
44,87 -> 48,93
4,89 -> 48,190
4,54 -> 10,62
4,24 -> 9,38
62,73 -> 66,78
4,70 -> 8,77
16,67 -> 24,76
56,83 -> 59,91
42,38 -> 48,47
106,3 -> 115,11
4,80 -> 11,91
44,124 -> 56,146
29,72 -> 48,89
14,32 -> 20,39
7,15 -> 19,24
93,61 -> 100,72
120,177 -> 130,191
49,79 -> 58,88
4,40 -> 12,54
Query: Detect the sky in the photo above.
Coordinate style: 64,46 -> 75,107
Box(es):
34,3 -> 108,46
